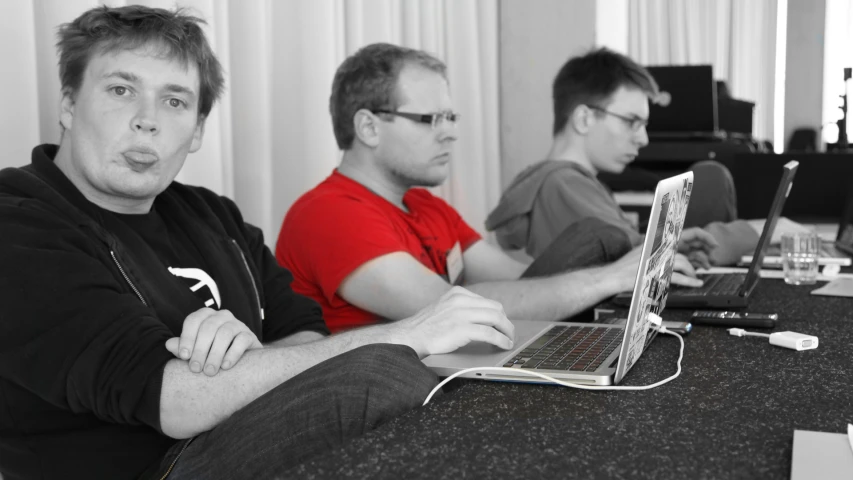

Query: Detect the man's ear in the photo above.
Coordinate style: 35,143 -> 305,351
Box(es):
189,116 -> 206,153
59,90 -> 75,131
569,105 -> 594,135
353,109 -> 380,148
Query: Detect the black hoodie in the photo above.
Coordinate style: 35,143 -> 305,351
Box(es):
0,145 -> 327,479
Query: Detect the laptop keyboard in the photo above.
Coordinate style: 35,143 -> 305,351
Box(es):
502,326 -> 623,372
672,273 -> 745,296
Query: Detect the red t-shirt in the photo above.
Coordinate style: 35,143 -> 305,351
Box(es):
276,170 -> 481,332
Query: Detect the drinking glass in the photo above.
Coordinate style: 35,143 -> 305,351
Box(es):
780,232 -> 819,285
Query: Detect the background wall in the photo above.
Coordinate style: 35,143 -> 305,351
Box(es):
784,0 -> 826,150
497,0 -> 597,188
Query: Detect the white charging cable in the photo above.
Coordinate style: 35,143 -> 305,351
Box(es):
423,313 -> 684,406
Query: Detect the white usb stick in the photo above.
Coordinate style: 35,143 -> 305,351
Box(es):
728,329 -> 819,351
768,332 -> 819,351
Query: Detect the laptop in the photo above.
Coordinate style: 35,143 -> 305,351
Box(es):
662,160 -> 799,308
422,172 -> 694,386
740,188 -> 853,267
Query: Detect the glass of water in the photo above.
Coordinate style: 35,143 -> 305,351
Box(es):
780,232 -> 819,285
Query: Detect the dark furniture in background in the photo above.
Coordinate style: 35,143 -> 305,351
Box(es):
600,64 -> 759,197
646,65 -> 719,134
291,281 -> 853,479
787,128 -> 819,152
732,153 -> 853,222
599,137 -> 757,191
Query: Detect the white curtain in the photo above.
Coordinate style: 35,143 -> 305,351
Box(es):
1,0 -> 501,247
628,0 -> 779,143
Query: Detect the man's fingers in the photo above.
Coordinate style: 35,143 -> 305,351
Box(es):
474,310 -> 514,342
221,332 -> 258,370
682,227 -> 719,249
202,326 -> 235,376
188,314 -> 228,373
674,254 -> 697,278
178,308 -> 217,360
165,337 -> 180,356
671,272 -> 703,288
688,250 -> 711,270
464,324 -> 514,351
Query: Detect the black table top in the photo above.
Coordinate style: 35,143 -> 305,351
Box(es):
291,279 -> 853,479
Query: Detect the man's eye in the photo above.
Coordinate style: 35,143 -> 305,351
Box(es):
168,98 -> 185,108
112,86 -> 128,96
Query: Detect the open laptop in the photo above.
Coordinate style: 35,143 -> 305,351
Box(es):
423,172 -> 693,386
663,160 -> 799,308
740,187 -> 853,267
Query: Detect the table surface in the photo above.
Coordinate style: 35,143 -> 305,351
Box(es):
290,278 -> 853,479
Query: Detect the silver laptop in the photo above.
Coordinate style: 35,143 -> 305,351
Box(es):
423,172 -> 694,386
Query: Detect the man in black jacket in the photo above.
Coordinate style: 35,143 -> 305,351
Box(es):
0,6 -> 513,479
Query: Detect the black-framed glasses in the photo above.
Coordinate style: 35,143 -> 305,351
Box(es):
586,105 -> 648,132
372,110 -> 460,129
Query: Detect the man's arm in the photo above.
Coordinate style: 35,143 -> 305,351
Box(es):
267,330 -> 326,347
160,288 -> 514,439
338,248 -> 637,322
461,240 -> 528,283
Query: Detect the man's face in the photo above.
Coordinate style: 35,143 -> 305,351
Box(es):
374,65 -> 457,188
585,86 -> 650,174
57,45 -> 204,213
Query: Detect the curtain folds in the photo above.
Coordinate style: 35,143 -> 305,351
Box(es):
1,0 -> 500,245
629,0 -> 779,142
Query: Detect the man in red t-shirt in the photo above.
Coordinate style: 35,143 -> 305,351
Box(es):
276,43 -> 708,333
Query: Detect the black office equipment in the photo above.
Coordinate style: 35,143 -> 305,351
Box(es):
646,65 -> 718,136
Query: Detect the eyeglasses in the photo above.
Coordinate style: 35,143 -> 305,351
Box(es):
586,105 -> 648,132
372,110 -> 460,129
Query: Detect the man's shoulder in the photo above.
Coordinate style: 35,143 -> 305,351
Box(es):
288,175 -> 387,219
405,187 -> 455,211
540,163 -> 600,189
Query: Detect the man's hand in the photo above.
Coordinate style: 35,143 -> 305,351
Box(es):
670,253 -> 703,288
678,227 -> 719,269
165,308 -> 263,376
390,287 -> 515,358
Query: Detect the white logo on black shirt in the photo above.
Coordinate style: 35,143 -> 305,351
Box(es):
167,267 -> 221,308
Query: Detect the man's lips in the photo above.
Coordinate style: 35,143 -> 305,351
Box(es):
123,147 -> 159,167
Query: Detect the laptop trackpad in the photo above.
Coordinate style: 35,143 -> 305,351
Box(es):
421,320 -> 553,371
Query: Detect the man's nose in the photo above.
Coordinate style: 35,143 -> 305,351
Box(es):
132,100 -> 159,134
437,122 -> 458,142
635,125 -> 649,147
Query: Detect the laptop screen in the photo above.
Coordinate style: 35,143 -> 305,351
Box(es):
742,161 -> 800,289
614,172 -> 693,384
835,188 -> 853,252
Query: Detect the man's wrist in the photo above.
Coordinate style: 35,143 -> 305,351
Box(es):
382,319 -> 425,358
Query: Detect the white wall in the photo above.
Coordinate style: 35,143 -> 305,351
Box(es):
498,0 -> 597,188
784,0 -> 826,150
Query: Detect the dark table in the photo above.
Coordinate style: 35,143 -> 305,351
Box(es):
291,279 -> 853,479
